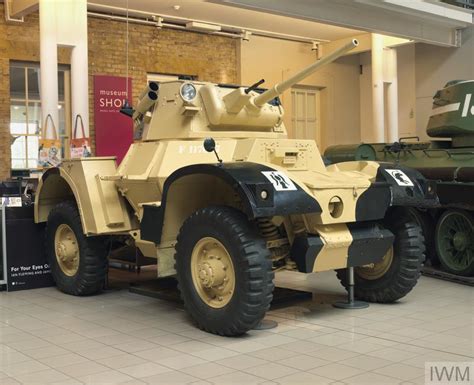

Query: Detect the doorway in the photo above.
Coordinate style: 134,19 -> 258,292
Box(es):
291,86 -> 321,143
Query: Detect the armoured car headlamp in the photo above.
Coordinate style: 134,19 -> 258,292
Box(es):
180,83 -> 197,102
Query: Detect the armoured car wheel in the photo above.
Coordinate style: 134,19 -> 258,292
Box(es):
337,211 -> 425,303
406,207 -> 438,266
175,206 -> 274,336
435,209 -> 474,277
45,201 -> 108,296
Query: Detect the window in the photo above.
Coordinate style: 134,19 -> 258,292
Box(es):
9,63 -> 69,169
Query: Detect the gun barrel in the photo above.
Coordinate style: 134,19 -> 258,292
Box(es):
254,39 -> 359,107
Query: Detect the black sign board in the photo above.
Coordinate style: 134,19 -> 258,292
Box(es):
6,206 -> 54,291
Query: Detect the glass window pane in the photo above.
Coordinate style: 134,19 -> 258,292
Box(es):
10,102 -> 27,134
10,67 -> 26,99
27,136 -> 39,160
58,70 -> 65,102
27,102 -> 41,135
11,136 -> 26,160
27,67 -> 41,101
58,103 -> 66,137
12,159 -> 27,169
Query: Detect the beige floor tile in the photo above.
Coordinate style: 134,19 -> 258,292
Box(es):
180,362 -> 235,380
142,369 -> 199,384
342,354 -> 393,371
216,354 -> 268,370
344,372 -> 400,384
243,361 -> 299,380
96,353 -> 149,370
208,370 -> 265,385
76,345 -> 125,360
2,359 -> 50,377
276,371 -> 332,385
149,333 -> 191,346
373,362 -> 424,381
78,369 -> 135,384
309,362 -> 365,380
13,368 -> 72,384
191,347 -> 240,361
278,340 -> 325,353
159,352 -> 208,369
225,340 -> 269,353
0,377 -> 22,384
39,352 -> 90,368
0,350 -> 32,365
113,340 -> 159,353
134,346 -> 182,362
307,346 -> 359,362
56,361 -> 111,377
249,346 -> 298,361
51,379 -> 84,385
278,354 -> 330,371
172,340 -> 217,353
23,344 -> 70,360
365,347 -> 420,362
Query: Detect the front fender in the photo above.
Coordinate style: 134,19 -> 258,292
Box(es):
141,162 -> 321,244
355,163 -> 439,221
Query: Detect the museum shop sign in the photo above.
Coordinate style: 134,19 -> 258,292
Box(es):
94,75 -> 133,164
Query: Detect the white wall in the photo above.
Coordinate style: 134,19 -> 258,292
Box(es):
415,26 -> 474,140
239,36 -> 361,150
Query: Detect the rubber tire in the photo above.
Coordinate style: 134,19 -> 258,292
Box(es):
175,206 -> 274,336
337,211 -> 425,303
435,209 -> 474,277
406,207 -> 438,266
45,201 -> 108,296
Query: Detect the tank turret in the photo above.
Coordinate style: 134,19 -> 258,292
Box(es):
427,80 -> 474,147
136,39 -> 359,141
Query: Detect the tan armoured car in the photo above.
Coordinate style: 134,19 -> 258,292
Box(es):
35,40 -> 438,336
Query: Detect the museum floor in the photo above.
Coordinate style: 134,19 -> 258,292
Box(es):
0,270 -> 472,385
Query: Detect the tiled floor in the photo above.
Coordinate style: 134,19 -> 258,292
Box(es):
0,270 -> 472,385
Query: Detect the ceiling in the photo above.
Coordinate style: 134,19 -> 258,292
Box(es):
87,0 -> 363,42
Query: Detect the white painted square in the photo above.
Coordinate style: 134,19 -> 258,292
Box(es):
261,171 -> 297,191
384,169 -> 414,187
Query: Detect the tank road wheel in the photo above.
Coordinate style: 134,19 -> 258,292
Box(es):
337,213 -> 425,303
435,209 -> 474,277
175,206 -> 274,336
45,202 -> 108,296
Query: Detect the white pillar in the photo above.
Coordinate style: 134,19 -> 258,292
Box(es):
385,48 -> 399,142
69,1 -> 89,137
39,1 -> 59,138
371,34 -> 385,142
39,0 -> 89,140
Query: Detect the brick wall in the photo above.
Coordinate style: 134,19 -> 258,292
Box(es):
0,5 -> 238,180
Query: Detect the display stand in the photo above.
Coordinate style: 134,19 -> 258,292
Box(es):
333,267 -> 369,309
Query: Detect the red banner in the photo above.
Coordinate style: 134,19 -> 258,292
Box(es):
94,75 -> 133,164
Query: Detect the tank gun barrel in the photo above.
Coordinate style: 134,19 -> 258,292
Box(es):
254,39 -> 359,107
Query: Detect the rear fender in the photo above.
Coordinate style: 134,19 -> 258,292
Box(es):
35,159 -> 136,235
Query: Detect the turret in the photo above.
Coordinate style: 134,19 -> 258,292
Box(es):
137,39 -> 359,141
427,80 -> 474,147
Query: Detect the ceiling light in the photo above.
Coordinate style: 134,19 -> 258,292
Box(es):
186,21 -> 221,33
241,30 -> 251,41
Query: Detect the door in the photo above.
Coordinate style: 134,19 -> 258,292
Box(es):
291,86 -> 321,143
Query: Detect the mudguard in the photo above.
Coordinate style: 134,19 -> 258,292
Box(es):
141,162 -> 321,244
355,163 -> 439,222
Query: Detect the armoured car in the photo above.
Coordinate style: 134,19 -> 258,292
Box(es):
35,40 -> 437,335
